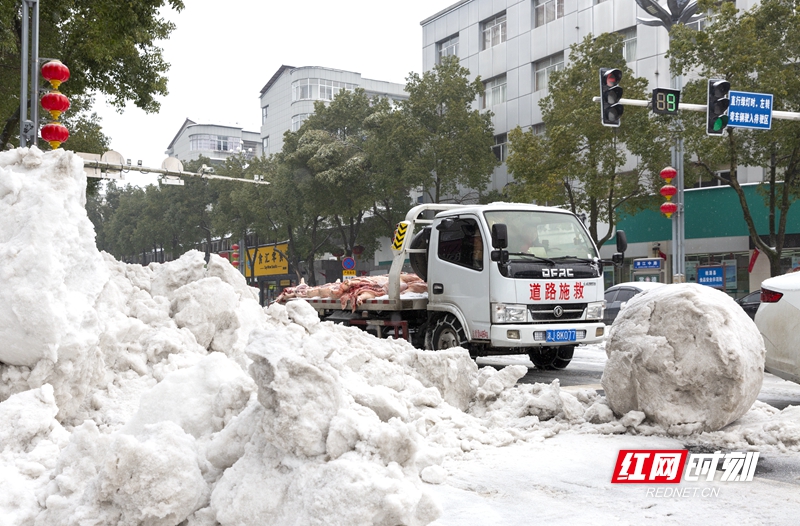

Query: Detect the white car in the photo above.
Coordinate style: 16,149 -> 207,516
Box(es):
603,281 -> 666,325
755,271 -> 800,384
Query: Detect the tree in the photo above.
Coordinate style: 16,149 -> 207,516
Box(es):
211,152 -> 278,278
400,55 -> 499,203
1,0 -> 184,149
59,95 -> 110,196
269,138 -> 331,286
296,89 -> 403,258
506,33 -> 671,247
668,0 -> 800,277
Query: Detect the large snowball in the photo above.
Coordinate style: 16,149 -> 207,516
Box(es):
601,283 -> 765,435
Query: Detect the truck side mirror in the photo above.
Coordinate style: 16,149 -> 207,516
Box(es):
491,224 -> 508,249
612,230 -> 627,266
616,230 -> 627,253
490,223 -> 509,266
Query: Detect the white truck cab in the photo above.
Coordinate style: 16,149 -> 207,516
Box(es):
400,202 -> 626,369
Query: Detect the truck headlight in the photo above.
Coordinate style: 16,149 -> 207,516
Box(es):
585,301 -> 604,320
492,303 -> 528,323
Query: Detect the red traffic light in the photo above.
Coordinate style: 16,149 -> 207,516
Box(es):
603,69 -> 622,87
600,68 -> 624,127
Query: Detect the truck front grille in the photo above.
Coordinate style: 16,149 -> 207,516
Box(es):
528,303 -> 586,322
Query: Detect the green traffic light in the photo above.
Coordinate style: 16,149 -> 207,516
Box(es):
713,115 -> 729,132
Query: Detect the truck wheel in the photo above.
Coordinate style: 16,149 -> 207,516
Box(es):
552,345 -> 574,370
430,314 -> 468,351
528,346 -> 574,370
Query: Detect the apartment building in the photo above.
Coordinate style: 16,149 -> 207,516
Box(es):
165,118 -> 262,166
419,0 -> 798,292
258,65 -> 408,157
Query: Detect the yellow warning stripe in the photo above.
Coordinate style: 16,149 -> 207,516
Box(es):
391,222 -> 409,251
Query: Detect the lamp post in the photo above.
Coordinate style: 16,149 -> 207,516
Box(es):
635,0 -> 702,284
19,0 -> 40,146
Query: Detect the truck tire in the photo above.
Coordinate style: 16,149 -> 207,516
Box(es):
528,346 -> 574,370
429,314 -> 468,351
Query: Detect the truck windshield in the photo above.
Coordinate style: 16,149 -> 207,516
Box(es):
484,210 -> 599,261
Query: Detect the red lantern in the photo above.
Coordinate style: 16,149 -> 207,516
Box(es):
660,166 -> 677,184
659,184 -> 677,201
40,122 -> 69,149
660,202 -> 678,219
352,245 -> 365,256
41,91 -> 70,120
41,60 -> 70,90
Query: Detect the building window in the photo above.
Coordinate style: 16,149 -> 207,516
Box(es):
291,114 -> 310,132
438,34 -> 459,63
483,75 -> 507,108
482,13 -> 507,50
620,27 -> 637,63
685,12 -> 716,31
492,134 -> 508,162
262,105 -> 269,124
189,134 -> 241,153
293,78 -> 357,102
532,123 -> 546,135
534,53 -> 564,92
262,136 -> 269,152
534,0 -> 564,28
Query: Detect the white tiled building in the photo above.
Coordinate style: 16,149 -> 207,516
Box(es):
165,118 -> 262,166
420,0 -> 762,193
258,66 -> 408,157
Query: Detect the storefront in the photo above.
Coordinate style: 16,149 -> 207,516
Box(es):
606,183 -> 800,298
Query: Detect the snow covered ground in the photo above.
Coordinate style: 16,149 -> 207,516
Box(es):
2,147 -> 800,526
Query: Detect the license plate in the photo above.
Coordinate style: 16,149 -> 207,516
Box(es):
546,329 -> 576,343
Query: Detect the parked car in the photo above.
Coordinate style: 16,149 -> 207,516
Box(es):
735,290 -> 761,320
603,281 -> 666,325
755,271 -> 800,385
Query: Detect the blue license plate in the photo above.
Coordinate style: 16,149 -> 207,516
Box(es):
546,329 -> 576,343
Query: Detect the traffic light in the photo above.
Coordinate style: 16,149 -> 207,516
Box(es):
651,88 -> 680,115
706,79 -> 731,136
600,68 -> 624,127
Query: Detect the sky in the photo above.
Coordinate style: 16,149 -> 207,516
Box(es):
3,147 -> 800,525
93,0 -> 457,187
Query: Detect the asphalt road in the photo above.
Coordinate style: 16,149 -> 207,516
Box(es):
477,343 -> 800,410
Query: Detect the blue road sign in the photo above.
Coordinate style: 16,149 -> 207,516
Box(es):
633,258 -> 662,270
728,91 -> 773,130
342,256 -> 356,270
697,265 -> 725,288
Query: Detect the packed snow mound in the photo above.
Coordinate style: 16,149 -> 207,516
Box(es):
0,147 -> 266,425
3,148 -> 800,526
601,283 -> 765,435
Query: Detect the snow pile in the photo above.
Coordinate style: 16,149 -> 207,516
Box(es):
0,147 -> 109,421
2,148 -> 800,526
601,283 -> 765,435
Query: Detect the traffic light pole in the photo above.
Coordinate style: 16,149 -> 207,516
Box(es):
593,94 -> 800,284
593,97 -> 800,120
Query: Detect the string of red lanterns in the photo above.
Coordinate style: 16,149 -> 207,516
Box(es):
659,166 -> 678,219
231,244 -> 240,268
39,60 -> 70,149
